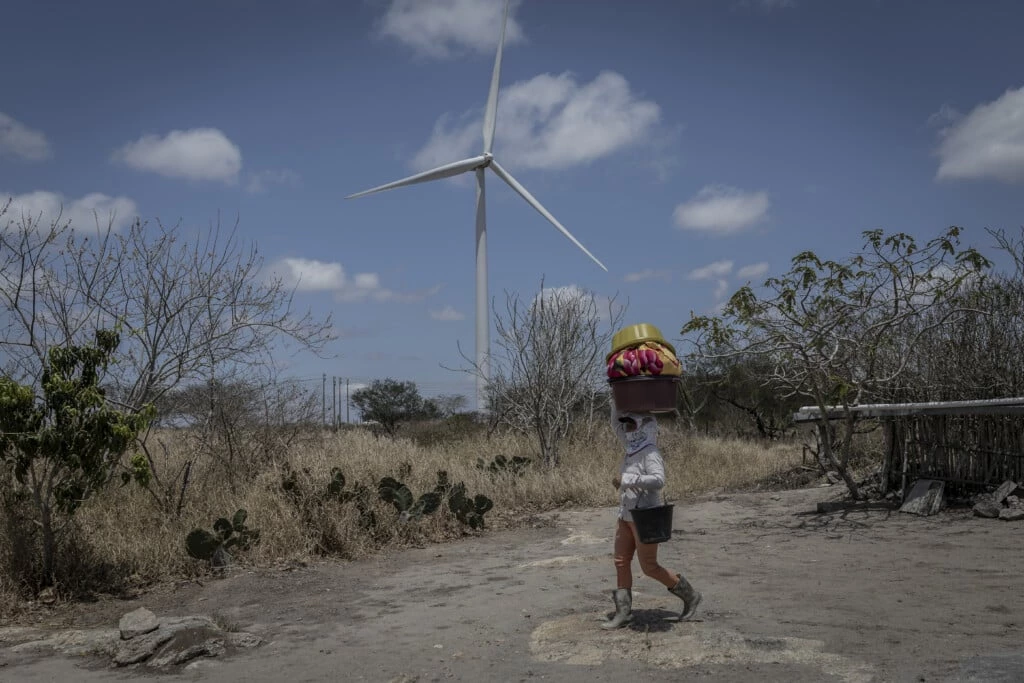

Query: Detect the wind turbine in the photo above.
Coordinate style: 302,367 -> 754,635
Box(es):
347,0 -> 608,411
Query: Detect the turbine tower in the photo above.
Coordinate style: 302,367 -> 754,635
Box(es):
347,0 -> 608,411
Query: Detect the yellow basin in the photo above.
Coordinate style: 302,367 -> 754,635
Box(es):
609,323 -> 676,357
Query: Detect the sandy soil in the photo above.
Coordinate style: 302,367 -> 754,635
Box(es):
2,484 -> 1022,682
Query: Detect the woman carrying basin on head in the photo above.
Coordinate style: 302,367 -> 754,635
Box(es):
601,401 -> 702,630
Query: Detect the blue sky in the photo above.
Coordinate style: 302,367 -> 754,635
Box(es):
3,0 -> 1024,405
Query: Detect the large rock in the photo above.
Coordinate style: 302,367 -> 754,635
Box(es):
113,627 -> 176,665
119,607 -> 159,639
147,627 -> 226,667
999,507 -> 1024,521
113,616 -> 219,666
992,480 -> 1023,504
8,612 -> 261,669
973,499 -> 1002,518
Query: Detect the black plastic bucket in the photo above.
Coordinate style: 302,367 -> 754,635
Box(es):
632,504 -> 674,544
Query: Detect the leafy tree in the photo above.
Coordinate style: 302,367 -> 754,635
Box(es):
350,379 -> 434,436
0,329 -> 154,587
681,354 -> 803,439
681,227 -> 989,499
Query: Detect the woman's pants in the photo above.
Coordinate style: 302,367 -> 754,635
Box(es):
613,519 -> 677,589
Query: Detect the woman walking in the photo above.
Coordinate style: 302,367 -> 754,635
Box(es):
602,404 -> 702,629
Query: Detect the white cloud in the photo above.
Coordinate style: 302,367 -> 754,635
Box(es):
673,185 -> 770,235
246,168 -> 301,194
430,305 -> 465,321
353,273 -> 380,290
713,278 -> 731,301
0,112 -> 52,161
112,128 -> 242,183
624,268 -> 671,283
268,257 -> 440,303
935,86 -> 1024,184
2,190 -> 137,232
378,0 -> 525,59
413,71 -> 661,171
736,262 -> 770,280
687,260 -> 734,281
271,257 -> 346,291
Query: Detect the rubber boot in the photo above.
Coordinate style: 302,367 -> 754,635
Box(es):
600,588 -> 632,630
668,574 -> 702,621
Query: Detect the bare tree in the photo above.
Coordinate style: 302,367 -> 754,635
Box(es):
468,280 -> 625,467
0,202 -> 334,411
898,226 -> 1024,403
682,227 -> 990,499
0,202 -> 102,384
142,369 -> 320,503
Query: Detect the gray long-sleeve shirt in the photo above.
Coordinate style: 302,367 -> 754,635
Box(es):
611,410 -> 666,522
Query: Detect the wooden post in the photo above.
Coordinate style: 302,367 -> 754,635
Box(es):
900,420 -> 910,499
881,420 -> 895,496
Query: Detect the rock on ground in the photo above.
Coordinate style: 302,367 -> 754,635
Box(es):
3,609 -> 262,670
973,498 -> 1002,518
113,614 -> 259,668
999,507 -> 1024,521
119,607 -> 159,639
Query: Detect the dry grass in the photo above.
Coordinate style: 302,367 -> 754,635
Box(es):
0,419 -> 804,615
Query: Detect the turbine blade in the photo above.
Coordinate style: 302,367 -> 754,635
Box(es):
482,0 -> 510,155
346,156 -> 487,199
490,160 -> 609,272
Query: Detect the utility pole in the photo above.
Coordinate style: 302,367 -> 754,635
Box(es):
332,376 -> 337,429
321,373 -> 327,427
346,378 -> 350,423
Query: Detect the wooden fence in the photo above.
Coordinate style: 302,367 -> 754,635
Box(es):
792,397 -> 1024,496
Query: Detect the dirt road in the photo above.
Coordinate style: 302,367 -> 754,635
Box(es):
3,485 -> 1022,682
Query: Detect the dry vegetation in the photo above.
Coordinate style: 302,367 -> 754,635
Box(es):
0,418 -> 804,618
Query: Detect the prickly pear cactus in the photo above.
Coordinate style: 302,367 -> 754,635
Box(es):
185,508 -> 260,567
404,491 -> 441,521
473,494 -> 494,515
447,484 -> 494,529
380,476 -> 443,521
185,529 -> 220,561
433,470 -> 452,496
379,477 -> 413,512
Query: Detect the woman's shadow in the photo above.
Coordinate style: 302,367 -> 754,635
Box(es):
597,608 -> 684,632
